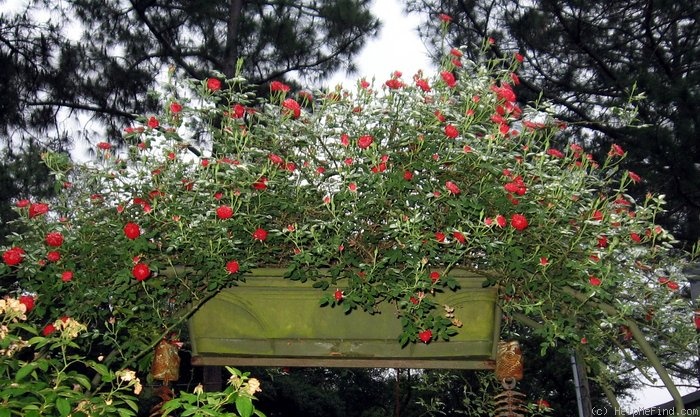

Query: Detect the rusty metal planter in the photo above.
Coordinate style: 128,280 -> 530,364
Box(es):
189,268 -> 499,369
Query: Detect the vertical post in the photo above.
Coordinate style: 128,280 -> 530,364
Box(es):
683,264 -> 700,386
571,350 -> 593,417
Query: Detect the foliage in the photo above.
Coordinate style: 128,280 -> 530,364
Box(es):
0,296 -> 141,416
161,367 -> 264,417
405,0 -> 700,246
0,17 -> 696,413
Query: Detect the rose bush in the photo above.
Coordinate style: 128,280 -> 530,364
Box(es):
0,34 -> 697,412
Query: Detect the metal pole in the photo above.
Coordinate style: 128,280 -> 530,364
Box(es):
571,350 -> 593,417
682,264 -> 700,386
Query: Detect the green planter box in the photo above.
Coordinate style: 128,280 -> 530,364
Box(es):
189,268 -> 499,369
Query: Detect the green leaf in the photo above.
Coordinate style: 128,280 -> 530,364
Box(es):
56,397 -> 71,417
15,363 -> 37,381
235,396 -> 254,417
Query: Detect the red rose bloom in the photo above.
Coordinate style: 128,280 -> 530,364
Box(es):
29,202 -> 49,218
438,13 -> 452,23
170,102 -> 183,113
16,199 -> 30,208
403,170 -> 414,181
418,329 -> 433,343
123,222 -> 141,240
334,289 -> 344,301
429,271 -> 441,283
252,228 -> 268,241
268,153 -> 284,166
445,181 -> 461,195
19,295 -> 35,312
452,231 -> 466,244
270,80 -> 291,92
216,205 -> 234,220
440,71 -> 456,88
435,232 -> 446,242
207,78 -> 221,91
252,176 -> 268,190
45,232 -> 64,247
444,124 -> 459,139
589,276 -> 602,286
546,148 -> 565,158
47,251 -> 61,262
97,141 -> 112,150
282,98 -> 301,118
42,323 -> 57,336
132,263 -> 151,281
496,215 -> 507,228
357,135 -> 374,149
510,214 -> 529,231
61,271 -> 74,282
147,116 -> 159,128
226,260 -> 240,274
3,247 -> 25,266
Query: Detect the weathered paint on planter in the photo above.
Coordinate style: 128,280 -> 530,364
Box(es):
189,268 -> 499,369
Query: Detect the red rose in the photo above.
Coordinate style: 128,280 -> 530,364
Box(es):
403,170 -> 414,181
608,144 -> 624,157
42,323 -> 57,336
438,13 -> 452,23
445,181 -> 460,195
61,271 -> 74,282
435,232 -> 446,242
630,232 -> 642,243
496,215 -> 507,228
546,148 -> 565,158
3,247 -> 25,266
282,98 -> 301,118
231,104 -> 245,118
440,71 -> 456,88
123,222 -> 141,240
589,276 -> 602,286
385,78 -> 403,89
252,228 -> 268,241
147,116 -> 159,128
268,153 -> 284,166
252,176 -> 268,190
418,329 -> 433,344
357,135 -> 374,149
16,199 -> 30,208
47,251 -> 61,262
415,78 -> 431,92
29,202 -> 49,218
45,232 -> 64,247
132,263 -> 151,281
170,102 -> 182,113
226,260 -> 240,274
206,78 -> 221,91
216,205 -> 234,220
444,124 -> 459,139
19,295 -> 35,312
270,80 -> 291,92
429,272 -> 441,283
510,214 -> 528,231
334,290 -> 344,301
452,231 -> 466,244
97,141 -> 112,150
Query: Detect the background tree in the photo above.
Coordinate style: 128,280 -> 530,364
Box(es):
405,0 -> 700,246
1,0 -> 380,146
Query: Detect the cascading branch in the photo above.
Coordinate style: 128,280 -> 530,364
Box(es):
0,40 -> 695,405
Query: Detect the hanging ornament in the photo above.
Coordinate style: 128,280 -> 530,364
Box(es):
494,340 -> 527,417
150,339 -> 181,384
